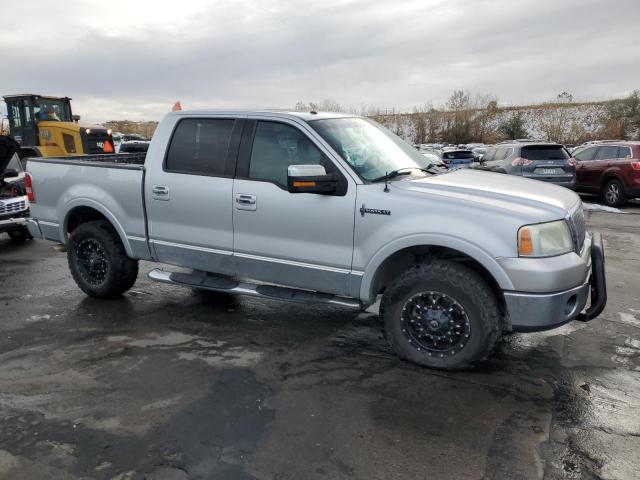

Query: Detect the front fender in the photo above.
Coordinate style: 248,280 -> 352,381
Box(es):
358,233 -> 514,303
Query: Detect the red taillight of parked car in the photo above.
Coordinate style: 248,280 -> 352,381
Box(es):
25,173 -> 36,203
511,157 -> 533,166
631,162 -> 640,171
567,158 -> 577,166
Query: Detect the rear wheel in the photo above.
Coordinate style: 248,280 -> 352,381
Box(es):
7,228 -> 33,242
67,220 -> 138,298
602,179 -> 626,207
380,260 -> 502,370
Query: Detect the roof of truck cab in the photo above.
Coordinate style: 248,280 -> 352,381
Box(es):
169,110 -> 356,122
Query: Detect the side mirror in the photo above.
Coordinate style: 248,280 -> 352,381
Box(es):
72,114 -> 81,122
1,169 -> 19,181
287,165 -> 337,195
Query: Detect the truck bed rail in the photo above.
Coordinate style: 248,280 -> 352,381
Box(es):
26,153 -> 146,169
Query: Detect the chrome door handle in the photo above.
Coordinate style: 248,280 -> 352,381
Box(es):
235,193 -> 257,211
152,185 -> 170,201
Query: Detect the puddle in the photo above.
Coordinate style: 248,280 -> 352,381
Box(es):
177,349 -> 263,368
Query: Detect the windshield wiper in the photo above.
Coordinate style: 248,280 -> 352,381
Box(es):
369,166 -> 440,183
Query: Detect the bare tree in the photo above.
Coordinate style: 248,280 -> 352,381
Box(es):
472,94 -> 498,143
443,90 -> 473,144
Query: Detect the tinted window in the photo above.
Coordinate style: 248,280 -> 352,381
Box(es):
521,146 -> 569,160
165,118 -> 234,175
250,121 -> 323,186
494,146 -> 512,161
574,146 -> 597,161
8,101 -> 21,129
618,146 -> 632,159
443,151 -> 474,160
595,145 -> 619,160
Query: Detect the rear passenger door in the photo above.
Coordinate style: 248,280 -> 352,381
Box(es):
574,146 -> 599,189
232,118 -> 357,296
145,116 -> 243,274
582,145 -> 618,186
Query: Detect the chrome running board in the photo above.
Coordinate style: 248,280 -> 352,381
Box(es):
148,269 -> 362,309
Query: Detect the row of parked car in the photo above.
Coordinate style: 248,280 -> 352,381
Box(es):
414,140 -> 640,207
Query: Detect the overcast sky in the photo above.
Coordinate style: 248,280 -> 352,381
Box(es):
1,0 -> 639,123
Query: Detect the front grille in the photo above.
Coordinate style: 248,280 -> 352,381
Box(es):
569,206 -> 586,253
86,133 -> 112,154
0,199 -> 27,215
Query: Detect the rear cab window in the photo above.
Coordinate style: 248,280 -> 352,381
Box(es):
165,118 -> 235,175
521,145 -> 569,160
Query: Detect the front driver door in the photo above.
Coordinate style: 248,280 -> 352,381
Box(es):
232,119 -> 357,296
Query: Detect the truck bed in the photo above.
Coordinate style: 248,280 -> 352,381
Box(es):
26,154 -> 151,260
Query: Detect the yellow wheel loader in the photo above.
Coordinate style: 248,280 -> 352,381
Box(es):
2,94 -> 114,159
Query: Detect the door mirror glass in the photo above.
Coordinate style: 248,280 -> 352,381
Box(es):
287,164 -> 337,194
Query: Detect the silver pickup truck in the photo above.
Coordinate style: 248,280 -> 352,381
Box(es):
25,111 -> 606,369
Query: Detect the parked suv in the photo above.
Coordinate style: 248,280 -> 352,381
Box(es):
0,136 -> 31,241
441,149 -> 475,168
573,141 -> 640,207
475,142 -> 576,188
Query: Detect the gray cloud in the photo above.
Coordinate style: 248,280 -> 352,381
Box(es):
1,0 -> 638,122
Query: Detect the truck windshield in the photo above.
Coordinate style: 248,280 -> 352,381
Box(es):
310,117 -> 431,182
34,99 -> 71,122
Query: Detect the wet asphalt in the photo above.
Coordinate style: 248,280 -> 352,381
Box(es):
0,198 -> 638,480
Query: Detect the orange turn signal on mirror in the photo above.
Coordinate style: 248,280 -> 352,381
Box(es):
293,181 -> 316,187
518,227 -> 533,255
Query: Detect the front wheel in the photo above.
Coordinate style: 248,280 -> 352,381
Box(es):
67,220 -> 138,298
380,260 -> 502,370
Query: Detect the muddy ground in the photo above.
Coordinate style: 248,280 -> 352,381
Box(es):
0,200 -> 638,480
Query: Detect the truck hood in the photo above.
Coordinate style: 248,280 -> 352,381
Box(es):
395,169 -> 580,218
0,136 -> 20,175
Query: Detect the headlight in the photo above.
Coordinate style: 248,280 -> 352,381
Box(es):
518,220 -> 573,257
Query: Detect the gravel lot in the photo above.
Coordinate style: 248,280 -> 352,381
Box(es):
0,198 -> 639,480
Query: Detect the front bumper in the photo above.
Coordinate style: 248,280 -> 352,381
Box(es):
504,232 -> 606,332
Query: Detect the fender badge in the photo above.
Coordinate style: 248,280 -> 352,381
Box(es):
360,204 -> 391,217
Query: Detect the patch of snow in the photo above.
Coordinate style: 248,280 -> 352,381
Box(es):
582,203 -> 624,213
617,312 -> 640,328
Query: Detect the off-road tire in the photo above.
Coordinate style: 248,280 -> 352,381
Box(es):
7,228 -> 33,242
601,179 -> 626,208
67,220 -> 138,298
380,260 -> 502,370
